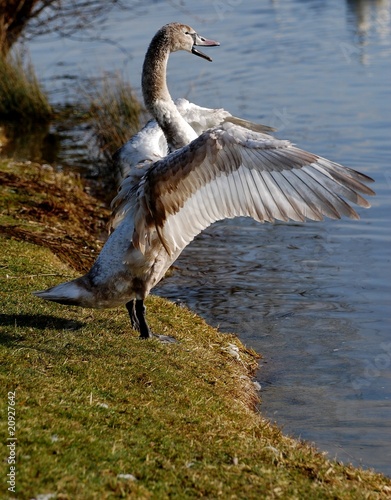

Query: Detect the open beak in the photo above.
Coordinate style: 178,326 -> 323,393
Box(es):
191,33 -> 220,62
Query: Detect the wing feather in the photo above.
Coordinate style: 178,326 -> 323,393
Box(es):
129,123 -> 374,255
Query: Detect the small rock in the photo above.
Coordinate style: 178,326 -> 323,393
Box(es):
222,343 -> 241,360
117,473 -> 137,481
253,381 -> 262,391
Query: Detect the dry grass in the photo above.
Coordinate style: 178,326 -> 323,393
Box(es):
82,72 -> 146,201
0,161 -> 109,273
86,72 -> 145,160
0,49 -> 52,122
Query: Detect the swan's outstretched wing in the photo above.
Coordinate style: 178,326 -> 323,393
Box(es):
111,103 -> 275,232
130,122 -> 374,255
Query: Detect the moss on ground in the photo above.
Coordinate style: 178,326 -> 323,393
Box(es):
1,160 -> 390,499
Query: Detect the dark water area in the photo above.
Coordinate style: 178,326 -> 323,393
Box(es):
0,114 -> 99,178
5,0 -> 390,475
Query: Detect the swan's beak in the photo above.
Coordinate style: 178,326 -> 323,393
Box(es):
192,33 -> 220,62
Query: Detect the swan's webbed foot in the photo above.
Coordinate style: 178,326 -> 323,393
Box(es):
125,299 -> 177,343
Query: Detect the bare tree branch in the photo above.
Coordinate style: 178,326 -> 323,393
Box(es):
0,0 -> 147,55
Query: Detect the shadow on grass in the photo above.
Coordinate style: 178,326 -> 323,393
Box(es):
0,313 -> 84,345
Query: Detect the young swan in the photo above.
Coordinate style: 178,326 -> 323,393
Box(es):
34,23 -> 374,342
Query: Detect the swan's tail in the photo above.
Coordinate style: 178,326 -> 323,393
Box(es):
33,277 -> 93,307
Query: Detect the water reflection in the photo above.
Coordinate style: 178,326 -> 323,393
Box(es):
342,0 -> 391,66
0,121 -> 58,163
0,118 -> 98,177
346,0 -> 391,39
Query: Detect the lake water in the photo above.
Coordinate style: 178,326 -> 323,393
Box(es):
22,0 -> 391,476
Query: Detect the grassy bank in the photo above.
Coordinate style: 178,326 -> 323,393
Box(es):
1,160 -> 390,499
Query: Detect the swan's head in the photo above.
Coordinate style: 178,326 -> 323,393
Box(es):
166,23 -> 220,62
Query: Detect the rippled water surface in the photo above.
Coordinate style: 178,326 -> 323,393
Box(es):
28,0 -> 391,475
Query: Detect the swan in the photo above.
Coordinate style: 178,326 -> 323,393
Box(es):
113,98 -> 274,182
34,22 -> 375,341
112,97 -> 275,217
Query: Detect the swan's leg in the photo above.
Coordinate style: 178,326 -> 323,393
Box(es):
126,300 -> 140,331
126,299 -> 178,343
129,299 -> 152,339
136,299 -> 154,339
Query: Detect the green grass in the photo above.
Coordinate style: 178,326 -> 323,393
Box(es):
1,160 -> 391,499
0,50 -> 52,122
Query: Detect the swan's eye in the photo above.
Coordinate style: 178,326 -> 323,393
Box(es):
184,31 -> 197,43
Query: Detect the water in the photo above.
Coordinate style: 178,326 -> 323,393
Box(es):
21,0 -> 391,475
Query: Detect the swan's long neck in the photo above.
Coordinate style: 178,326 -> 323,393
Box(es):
142,29 -> 197,149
